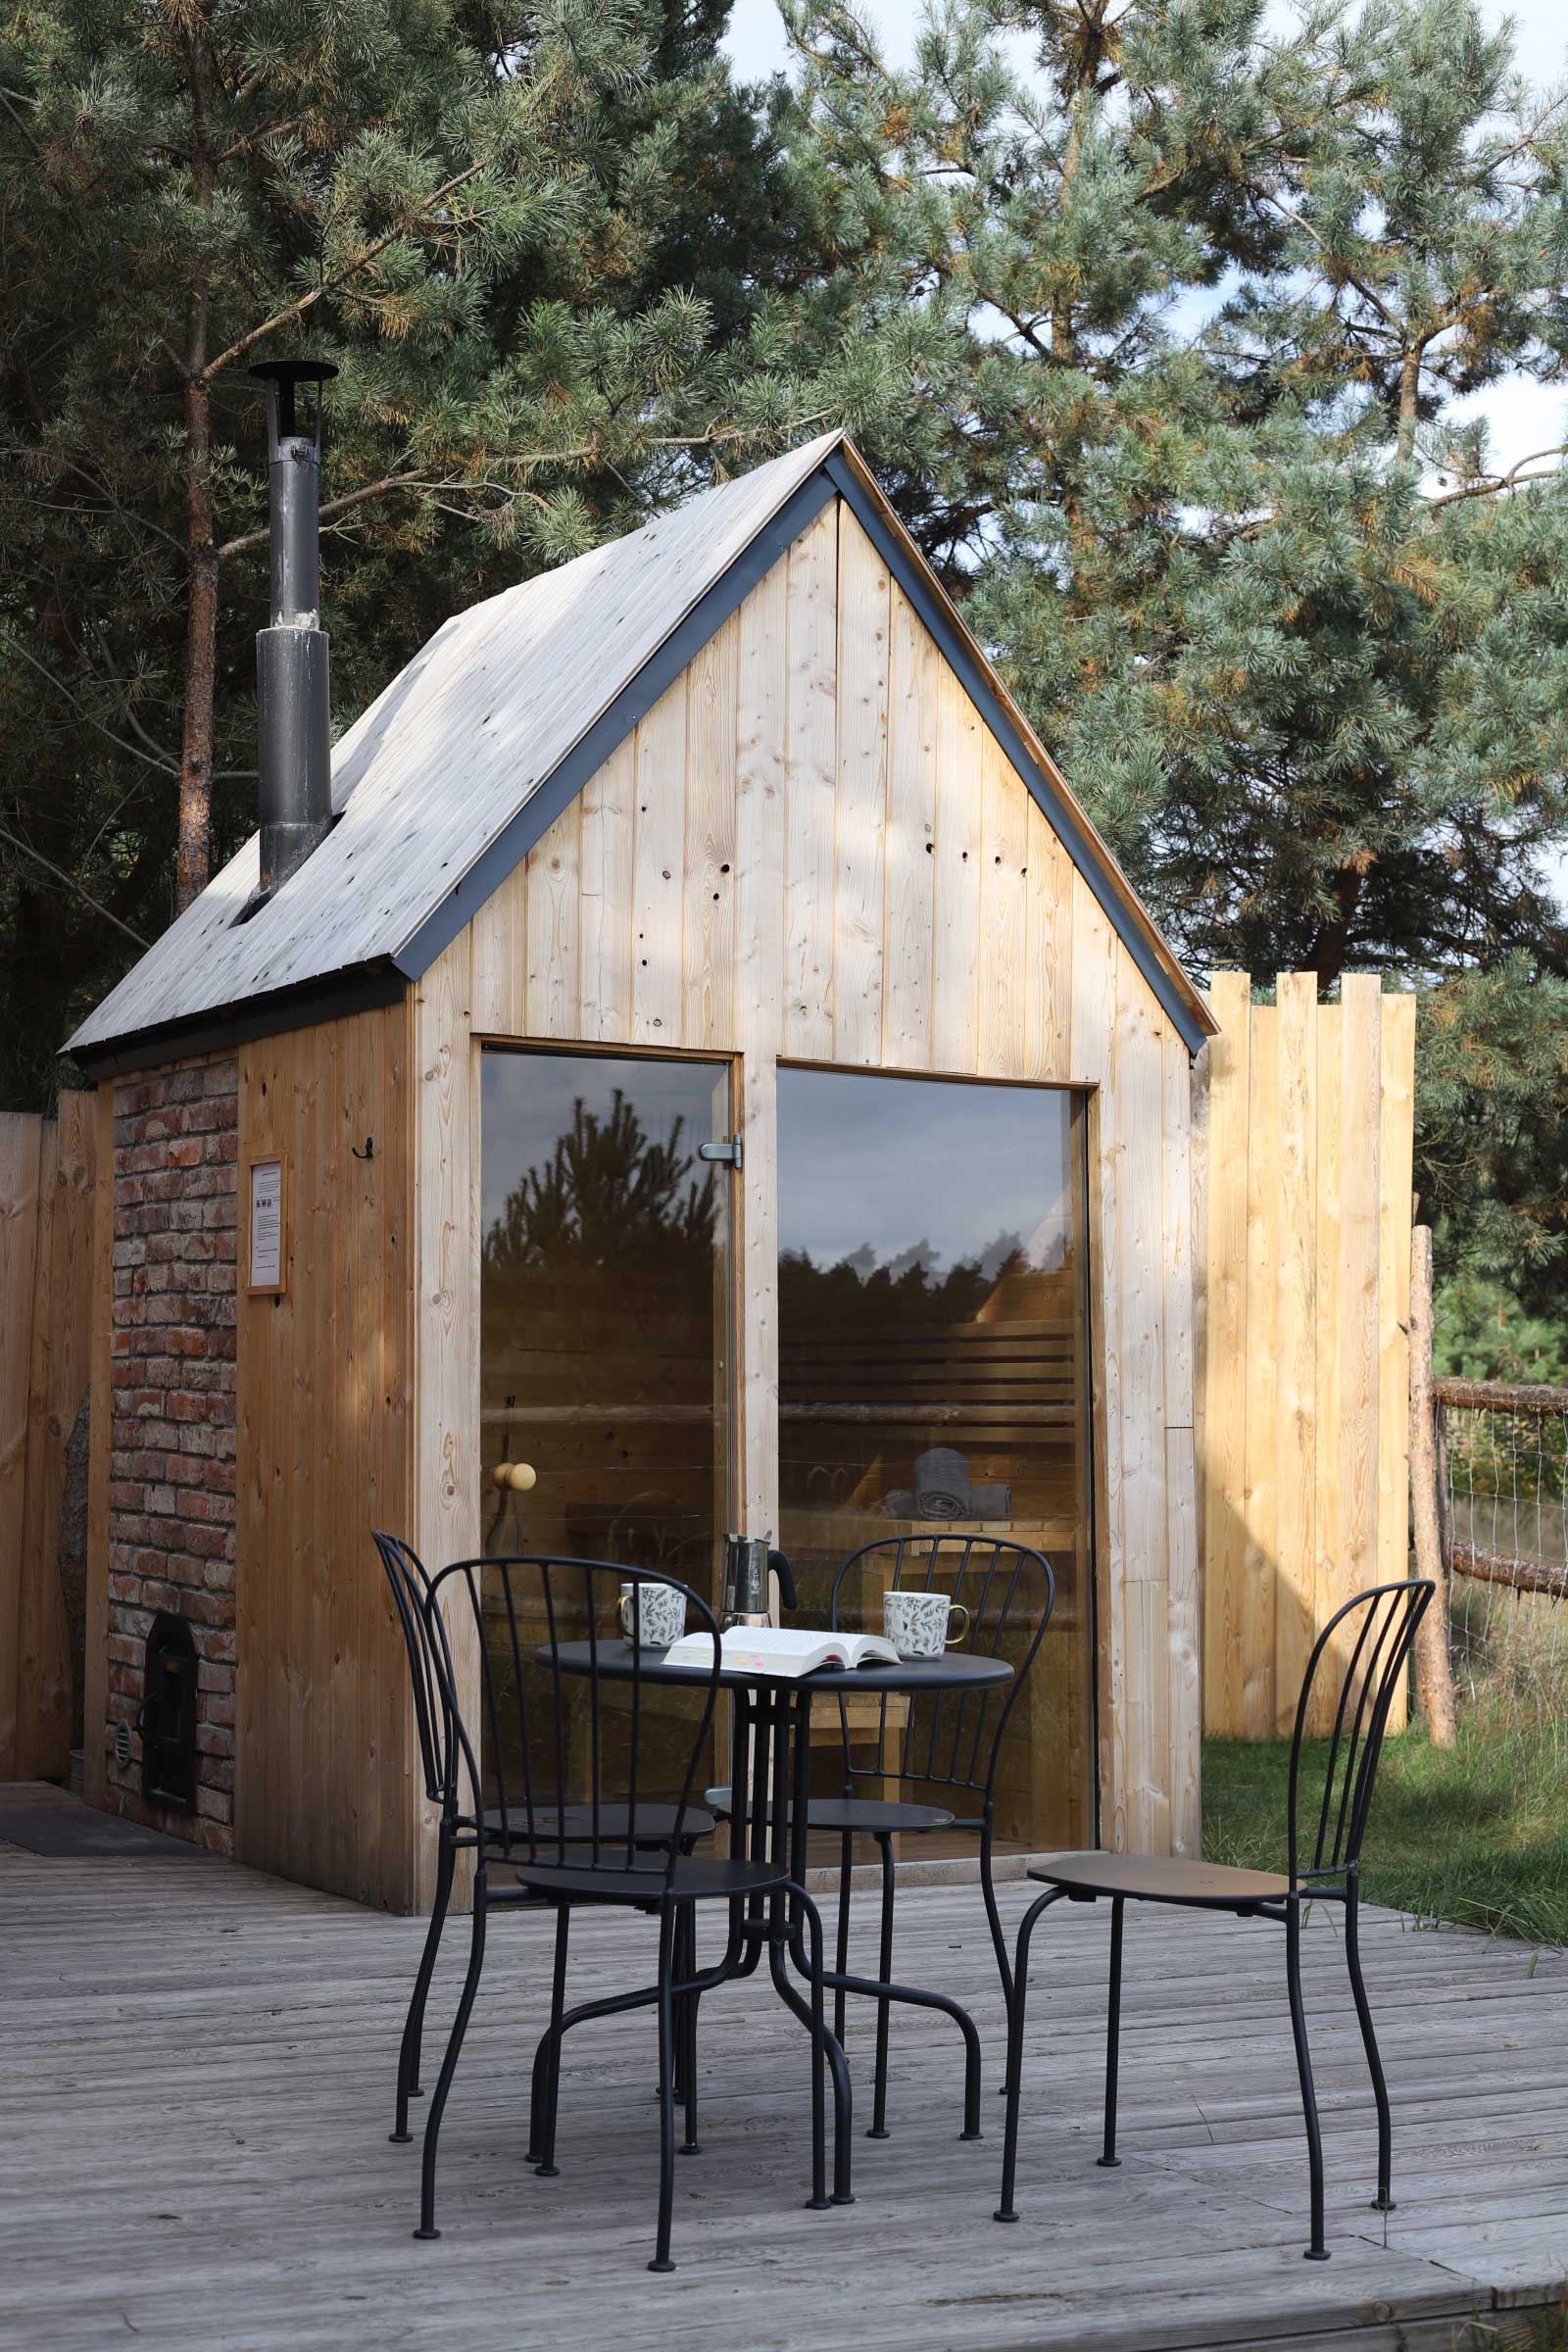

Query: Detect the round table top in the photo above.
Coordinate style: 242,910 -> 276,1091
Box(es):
544,1636 -> 1013,1697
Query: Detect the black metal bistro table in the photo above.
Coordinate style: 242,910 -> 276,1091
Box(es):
544,1637 -> 1013,2207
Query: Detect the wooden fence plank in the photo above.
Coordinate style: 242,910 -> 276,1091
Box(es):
0,1113 -> 43,1778
1379,993 -> 1416,1732
1200,975 -> 1412,1740
1272,973 -> 1318,1733
1201,974 -> 1250,1739
1241,1003 -> 1279,1739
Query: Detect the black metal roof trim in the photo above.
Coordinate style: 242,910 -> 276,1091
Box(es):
819,452 -> 1207,1057
393,466 -> 841,986
67,963 -> 407,1082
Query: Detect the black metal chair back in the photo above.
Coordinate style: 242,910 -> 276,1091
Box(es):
828,1534 -> 1055,1805
372,1530 -> 448,1807
423,1555 -> 723,1892
1287,1577 -> 1434,1888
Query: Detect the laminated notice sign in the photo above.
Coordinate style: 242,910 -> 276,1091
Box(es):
248,1157 -> 285,1292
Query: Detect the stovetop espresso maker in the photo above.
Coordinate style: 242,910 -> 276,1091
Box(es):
719,1534 -> 797,1629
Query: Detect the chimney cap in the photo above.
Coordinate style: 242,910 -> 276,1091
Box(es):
248,358 -> 339,387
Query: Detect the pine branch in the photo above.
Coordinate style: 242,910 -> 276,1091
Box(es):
0,820 -> 150,946
199,157 -> 493,383
1428,446 -> 1567,509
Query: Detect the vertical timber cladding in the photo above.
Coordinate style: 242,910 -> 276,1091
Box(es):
466,497 -> 1201,1859
1200,972 -> 1416,1740
233,1000 -> 418,1908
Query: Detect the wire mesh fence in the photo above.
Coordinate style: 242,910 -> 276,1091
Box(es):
1438,1381 -> 1568,1762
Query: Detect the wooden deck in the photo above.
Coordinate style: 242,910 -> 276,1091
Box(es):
2,1789 -> 1565,2352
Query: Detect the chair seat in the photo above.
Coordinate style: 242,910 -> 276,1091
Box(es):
705,1787 -> 956,1835
484,1803 -> 713,1849
514,1849 -> 791,1904
1028,1850 -> 1292,1909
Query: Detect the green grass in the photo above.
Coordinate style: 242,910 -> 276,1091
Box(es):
1202,1721 -> 1568,1947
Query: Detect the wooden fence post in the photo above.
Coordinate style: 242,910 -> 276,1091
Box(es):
1408,1225 -> 1457,1747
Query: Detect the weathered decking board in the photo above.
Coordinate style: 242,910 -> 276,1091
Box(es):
1,1813 -> 1563,2352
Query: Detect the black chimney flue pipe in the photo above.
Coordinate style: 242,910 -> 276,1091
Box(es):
249,359 -> 338,902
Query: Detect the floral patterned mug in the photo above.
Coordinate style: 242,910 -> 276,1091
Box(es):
882,1589 -> 971,1660
617,1581 -> 687,1649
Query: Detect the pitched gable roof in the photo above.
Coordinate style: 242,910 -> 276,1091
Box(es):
69,432 -> 1212,1065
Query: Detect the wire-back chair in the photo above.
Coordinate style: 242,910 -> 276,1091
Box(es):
417,1553 -> 832,2271
706,1532 -> 1054,2135
997,1577 -> 1434,2259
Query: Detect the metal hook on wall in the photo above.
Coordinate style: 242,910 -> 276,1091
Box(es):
350,1137 -> 374,1160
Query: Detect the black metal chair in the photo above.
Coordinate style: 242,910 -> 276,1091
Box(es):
996,1577 -> 1434,2260
710,1532 -> 1054,2136
370,1533 -> 714,2150
416,1553 -> 835,2271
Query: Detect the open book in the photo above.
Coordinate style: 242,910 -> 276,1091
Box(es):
661,1626 -> 901,1678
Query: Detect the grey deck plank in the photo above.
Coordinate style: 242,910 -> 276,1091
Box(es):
0,1824 -> 1565,2352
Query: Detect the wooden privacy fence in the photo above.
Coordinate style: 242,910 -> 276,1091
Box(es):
1198,973 -> 1416,1739
0,1094 -> 97,1779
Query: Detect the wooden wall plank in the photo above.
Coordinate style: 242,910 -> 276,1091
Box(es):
1273,972 -> 1319,1732
631,678 -> 688,1046
0,1113 -> 43,1777
235,1002 -> 417,1906
931,664 -> 982,1071
525,800 -> 581,1041
882,582 -> 937,1068
1069,877 -> 1124,1846
1201,973 -> 1251,1739
734,561 -> 789,1537
470,861 -> 526,1036
579,738 -> 635,1042
683,615 -> 740,1051
979,732 -> 1029,1078
783,503 -> 839,1060
413,939 -> 478,1908
831,508 -> 889,1066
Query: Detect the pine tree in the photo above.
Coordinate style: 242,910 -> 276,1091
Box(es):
0,0 -> 894,1100
781,0 -> 1568,1313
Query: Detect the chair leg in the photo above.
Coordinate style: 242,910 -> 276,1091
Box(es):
1346,1886 -> 1395,2213
797,1887 -> 832,2212
679,1905 -> 702,2156
1286,1897 -> 1330,2261
415,1865 -> 487,2241
534,1904 -> 571,2178
995,1886 -> 1063,2223
650,1906 -> 679,2274
867,1832 -> 895,2140
1098,1895 -> 1124,2169
834,1831 -> 853,2054
979,1817 -> 1016,2096
392,1827 -> 455,2142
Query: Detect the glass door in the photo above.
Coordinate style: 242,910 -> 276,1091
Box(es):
478,1048 -> 734,1801
776,1066 -> 1094,1851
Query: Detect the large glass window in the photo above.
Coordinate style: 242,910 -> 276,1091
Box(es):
777,1067 -> 1094,1850
478,1050 -> 732,1805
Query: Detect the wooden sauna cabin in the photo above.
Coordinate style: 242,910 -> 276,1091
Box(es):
69,431 -> 1216,1912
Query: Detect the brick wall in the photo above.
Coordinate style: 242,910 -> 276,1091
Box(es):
105,1060 -> 239,1851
